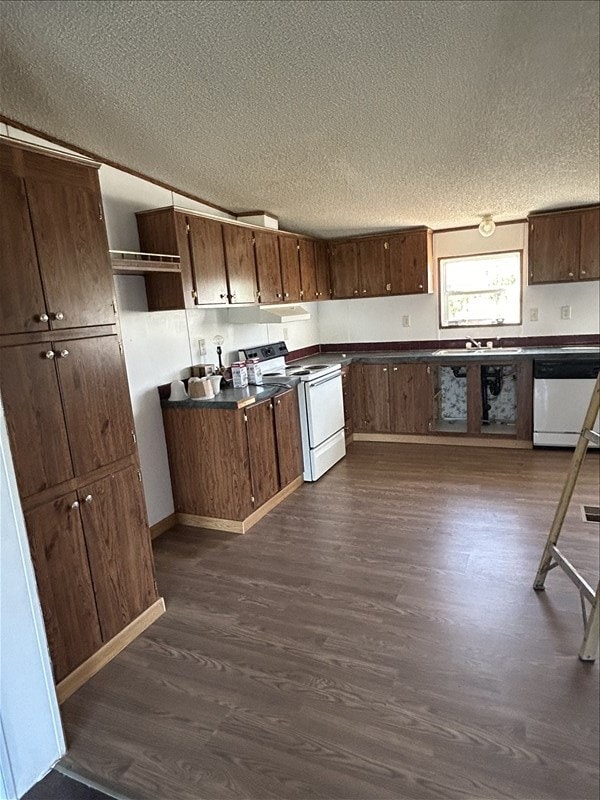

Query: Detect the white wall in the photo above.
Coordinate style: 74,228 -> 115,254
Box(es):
319,223 -> 599,344
0,401 -> 65,800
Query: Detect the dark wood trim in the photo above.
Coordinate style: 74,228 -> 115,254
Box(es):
0,325 -> 118,348
0,132 -> 102,169
285,344 -> 322,362
320,333 -> 599,353
528,203 -> 600,219
0,115 -> 233,215
437,249 -> 524,330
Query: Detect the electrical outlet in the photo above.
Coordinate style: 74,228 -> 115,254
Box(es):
198,338 -> 206,356
560,305 -> 572,320
283,327 -> 289,341
529,307 -> 539,322
402,315 -> 411,328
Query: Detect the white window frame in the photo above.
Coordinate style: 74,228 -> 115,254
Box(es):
438,250 -> 523,329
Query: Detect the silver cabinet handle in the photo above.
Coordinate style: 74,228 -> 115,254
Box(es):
276,293 -> 282,298
45,350 -> 55,360
38,312 -> 49,322
568,272 -> 574,277
230,293 -> 236,300
362,289 -> 367,293
53,311 -> 65,321
59,349 -> 69,358
353,289 -> 358,295
581,270 -> 587,275
70,500 -> 80,510
393,367 -> 398,371
84,494 -> 93,504
383,368 -> 388,372
284,292 -> 289,298
276,399 -> 281,406
418,284 -> 423,289
219,293 -> 228,299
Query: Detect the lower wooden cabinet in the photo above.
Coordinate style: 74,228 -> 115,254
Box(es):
79,465 -> 158,642
162,388 -> 303,528
351,359 -> 532,442
341,366 -> 353,442
389,364 -> 433,434
246,400 -> 280,507
25,493 -> 103,682
273,389 -> 304,486
24,464 -> 157,682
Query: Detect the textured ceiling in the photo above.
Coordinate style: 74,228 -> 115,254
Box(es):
0,0 -> 598,237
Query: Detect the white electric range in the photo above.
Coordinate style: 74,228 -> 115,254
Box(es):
239,342 -> 346,481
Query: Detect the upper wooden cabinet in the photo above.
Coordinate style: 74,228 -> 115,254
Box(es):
528,206 -> 599,284
388,230 -> 432,295
0,141 -> 116,334
358,237 -> 388,297
187,215 -> 228,304
330,229 -> 431,299
0,335 -> 135,498
279,235 -> 302,303
255,229 -> 284,303
314,239 -> 331,299
330,241 -> 360,298
299,238 -> 318,301
578,207 -> 599,281
222,224 -> 258,304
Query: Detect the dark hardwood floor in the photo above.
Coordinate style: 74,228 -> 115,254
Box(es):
60,443 -> 599,800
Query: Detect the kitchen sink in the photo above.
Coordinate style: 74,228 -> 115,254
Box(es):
433,347 -> 523,356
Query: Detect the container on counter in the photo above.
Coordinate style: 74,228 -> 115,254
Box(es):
246,358 -> 263,385
231,361 -> 248,388
188,377 -> 214,399
191,363 -> 215,378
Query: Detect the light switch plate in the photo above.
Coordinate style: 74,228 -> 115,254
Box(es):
529,307 -> 539,322
402,315 -> 411,327
560,305 -> 572,320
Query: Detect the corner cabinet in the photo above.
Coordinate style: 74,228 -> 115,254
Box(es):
162,388 -> 304,534
0,139 -> 162,701
330,229 -> 432,299
528,205 -> 599,284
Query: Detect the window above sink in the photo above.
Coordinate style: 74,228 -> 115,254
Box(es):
439,251 -> 522,328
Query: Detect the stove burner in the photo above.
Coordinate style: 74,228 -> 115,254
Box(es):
263,372 -> 284,377
305,365 -> 329,370
291,369 -> 310,376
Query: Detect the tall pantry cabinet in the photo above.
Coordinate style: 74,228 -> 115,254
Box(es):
0,139 -> 162,702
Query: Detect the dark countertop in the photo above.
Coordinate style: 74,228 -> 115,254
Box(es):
161,379 -> 299,410
290,346 -> 599,367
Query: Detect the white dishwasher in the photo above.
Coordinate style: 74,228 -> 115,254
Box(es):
533,358 -> 599,447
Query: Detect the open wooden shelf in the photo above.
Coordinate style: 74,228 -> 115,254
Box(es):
110,250 -> 181,275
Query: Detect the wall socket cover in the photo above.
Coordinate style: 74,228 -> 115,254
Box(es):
529,307 -> 539,322
402,315 -> 411,327
198,338 -> 207,355
560,305 -> 572,320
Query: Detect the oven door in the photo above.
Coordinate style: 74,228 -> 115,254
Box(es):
304,371 -> 345,448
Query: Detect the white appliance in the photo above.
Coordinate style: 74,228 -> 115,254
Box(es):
239,342 -> 346,480
533,357 -> 599,447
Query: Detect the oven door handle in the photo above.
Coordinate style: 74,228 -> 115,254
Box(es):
307,371 -> 342,389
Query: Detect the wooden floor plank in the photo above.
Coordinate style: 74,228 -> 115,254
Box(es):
60,443 -> 599,800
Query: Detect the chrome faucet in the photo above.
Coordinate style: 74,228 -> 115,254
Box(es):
465,335 -> 482,348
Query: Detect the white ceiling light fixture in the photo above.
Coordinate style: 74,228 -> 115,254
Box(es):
478,214 -> 496,237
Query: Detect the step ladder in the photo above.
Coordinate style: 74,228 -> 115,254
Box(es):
533,373 -> 600,661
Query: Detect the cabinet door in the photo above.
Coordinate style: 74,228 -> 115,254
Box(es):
529,214 -> 581,284
351,364 -> 366,432
358,237 -> 388,297
579,207 -> 600,280
25,493 -> 102,682
389,232 -> 429,294
314,239 -> 331,300
79,465 -> 158,642
187,215 -> 228,304
222,225 -> 257,304
0,167 -> 49,335
246,401 -> 279,507
0,343 -> 74,497
24,159 -> 115,328
362,364 -> 391,432
330,241 -> 360,298
299,239 -> 318,301
389,364 -> 433,434
279,236 -> 302,302
273,389 -> 303,488
55,335 -> 136,475
255,229 -> 284,303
